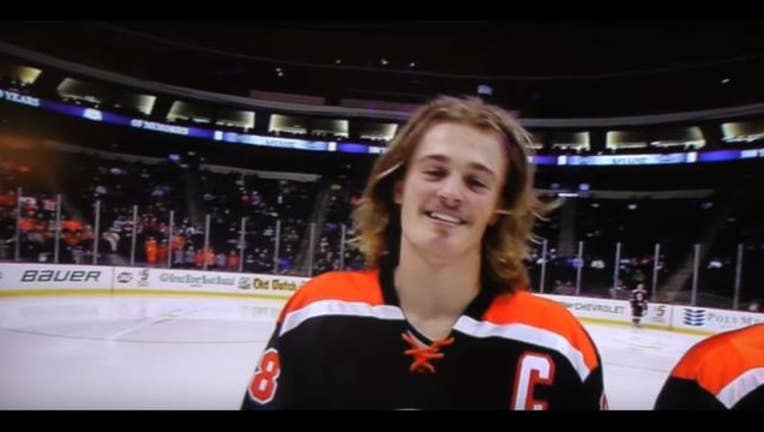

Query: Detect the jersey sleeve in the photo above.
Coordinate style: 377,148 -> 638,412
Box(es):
654,375 -> 726,409
240,296 -> 324,409
654,324 -> 764,410
240,271 -> 379,409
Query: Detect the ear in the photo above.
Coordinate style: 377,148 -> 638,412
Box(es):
393,180 -> 403,205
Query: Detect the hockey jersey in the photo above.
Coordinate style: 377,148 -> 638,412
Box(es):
654,323 -> 764,409
242,264 -> 607,410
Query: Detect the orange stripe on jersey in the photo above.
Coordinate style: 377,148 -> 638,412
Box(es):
671,323 -> 764,396
479,290 -> 600,372
277,270 -> 385,323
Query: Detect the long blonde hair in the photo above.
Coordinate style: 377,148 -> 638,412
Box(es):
351,95 -> 553,292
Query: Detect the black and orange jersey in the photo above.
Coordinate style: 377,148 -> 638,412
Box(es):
654,323 -> 764,410
241,264 -> 607,410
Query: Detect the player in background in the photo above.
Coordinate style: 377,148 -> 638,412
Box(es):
630,283 -> 648,328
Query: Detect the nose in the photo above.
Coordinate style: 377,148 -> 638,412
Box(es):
437,175 -> 463,208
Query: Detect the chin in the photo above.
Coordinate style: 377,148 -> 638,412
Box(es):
425,235 -> 472,257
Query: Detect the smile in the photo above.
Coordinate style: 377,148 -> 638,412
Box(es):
425,211 -> 465,225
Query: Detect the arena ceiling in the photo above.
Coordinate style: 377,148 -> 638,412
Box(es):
2,21 -> 764,118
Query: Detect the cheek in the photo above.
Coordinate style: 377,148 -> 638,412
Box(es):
475,196 -> 501,224
403,180 -> 435,207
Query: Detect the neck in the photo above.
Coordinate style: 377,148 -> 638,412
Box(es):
394,240 -> 481,321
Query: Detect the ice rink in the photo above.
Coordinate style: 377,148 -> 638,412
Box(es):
0,294 -> 706,410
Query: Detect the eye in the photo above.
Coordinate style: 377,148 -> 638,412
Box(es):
467,177 -> 488,191
423,168 -> 446,179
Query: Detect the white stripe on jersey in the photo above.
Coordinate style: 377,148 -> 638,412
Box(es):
454,316 -> 592,382
717,367 -> 764,408
280,300 -> 404,336
279,299 -> 593,383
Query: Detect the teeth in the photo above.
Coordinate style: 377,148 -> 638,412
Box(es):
429,212 -> 461,224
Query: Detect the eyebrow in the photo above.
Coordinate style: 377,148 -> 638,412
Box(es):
415,154 -> 497,179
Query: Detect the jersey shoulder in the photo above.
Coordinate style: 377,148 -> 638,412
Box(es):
481,290 -> 600,372
278,269 -> 385,321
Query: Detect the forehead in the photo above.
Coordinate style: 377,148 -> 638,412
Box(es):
412,122 -> 507,173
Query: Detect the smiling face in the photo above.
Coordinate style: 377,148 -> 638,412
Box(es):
394,121 -> 508,263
